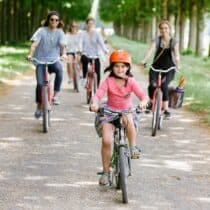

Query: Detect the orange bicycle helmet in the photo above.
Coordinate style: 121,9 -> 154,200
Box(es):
109,50 -> 131,64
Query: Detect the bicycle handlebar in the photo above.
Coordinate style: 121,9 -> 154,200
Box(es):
29,57 -> 61,65
150,66 -> 177,73
97,106 -> 142,116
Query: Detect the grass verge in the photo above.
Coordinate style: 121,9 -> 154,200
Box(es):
0,43 -> 31,83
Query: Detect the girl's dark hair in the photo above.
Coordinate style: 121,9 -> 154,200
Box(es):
43,11 -> 64,29
104,63 -> 133,77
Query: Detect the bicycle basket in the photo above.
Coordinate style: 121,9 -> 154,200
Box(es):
169,86 -> 184,109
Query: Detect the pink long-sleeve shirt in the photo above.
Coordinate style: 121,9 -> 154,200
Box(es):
92,77 -> 146,110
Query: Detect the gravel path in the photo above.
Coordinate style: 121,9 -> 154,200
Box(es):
0,63 -> 210,210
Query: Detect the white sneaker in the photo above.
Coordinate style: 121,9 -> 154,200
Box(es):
52,97 -> 60,105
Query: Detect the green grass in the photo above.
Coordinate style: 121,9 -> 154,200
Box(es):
108,35 -> 210,124
0,43 -> 31,82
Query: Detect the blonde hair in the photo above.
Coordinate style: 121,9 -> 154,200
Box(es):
158,19 -> 171,30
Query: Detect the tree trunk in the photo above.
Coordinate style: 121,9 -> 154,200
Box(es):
151,15 -> 157,40
174,14 -> 180,41
161,0 -> 168,19
188,1 -> 197,51
196,2 -> 205,56
179,3 -> 186,51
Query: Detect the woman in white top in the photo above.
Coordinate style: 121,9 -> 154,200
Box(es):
80,17 -> 108,86
66,20 -> 82,83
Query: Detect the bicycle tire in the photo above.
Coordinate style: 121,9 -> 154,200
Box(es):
112,142 -> 120,189
43,86 -> 49,133
152,90 -> 161,136
92,72 -> 97,95
73,63 -> 79,92
119,146 -> 128,203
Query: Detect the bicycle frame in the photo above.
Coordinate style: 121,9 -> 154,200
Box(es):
98,107 -> 140,203
150,66 -> 176,136
86,57 -> 98,104
30,57 -> 60,132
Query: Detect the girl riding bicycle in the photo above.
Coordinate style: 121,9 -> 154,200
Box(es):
140,19 -> 181,118
90,50 -> 147,185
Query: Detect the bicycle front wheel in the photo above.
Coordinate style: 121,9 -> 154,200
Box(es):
152,90 -> 162,136
43,86 -> 49,133
73,63 -> 79,92
92,72 -> 98,95
119,146 -> 128,203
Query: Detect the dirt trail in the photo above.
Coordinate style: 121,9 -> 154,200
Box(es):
0,61 -> 210,210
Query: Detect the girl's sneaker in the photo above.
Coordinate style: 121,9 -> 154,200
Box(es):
99,172 -> 110,186
130,146 -> 141,159
34,109 -> 42,119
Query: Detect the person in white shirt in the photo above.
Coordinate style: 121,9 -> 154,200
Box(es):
66,20 -> 82,83
80,17 -> 108,86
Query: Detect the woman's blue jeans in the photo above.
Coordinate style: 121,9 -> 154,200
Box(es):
35,61 -> 63,103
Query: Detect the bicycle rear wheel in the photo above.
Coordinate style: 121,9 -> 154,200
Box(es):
73,63 -> 79,92
119,146 -> 128,203
43,86 -> 49,133
92,72 -> 97,95
86,72 -> 92,104
152,90 -> 161,136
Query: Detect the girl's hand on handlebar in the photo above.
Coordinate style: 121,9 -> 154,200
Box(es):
138,100 -> 147,110
90,103 -> 99,112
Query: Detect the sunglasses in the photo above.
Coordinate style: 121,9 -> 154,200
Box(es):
50,18 -> 59,22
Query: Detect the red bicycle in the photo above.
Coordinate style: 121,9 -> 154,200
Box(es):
150,66 -> 177,136
86,57 -> 98,104
30,57 -> 60,133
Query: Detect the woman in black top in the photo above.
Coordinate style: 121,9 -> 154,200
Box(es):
140,19 -> 180,118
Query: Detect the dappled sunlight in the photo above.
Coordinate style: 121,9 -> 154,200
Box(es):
51,117 -> 67,122
45,183 -> 80,188
1,137 -> 24,142
83,110 -> 94,114
169,126 -> 185,130
74,181 -> 98,186
173,139 -> 191,144
79,122 -> 94,127
24,176 -> 48,181
23,196 -> 39,201
195,197 -> 210,203
164,160 -> 192,172
140,206 -> 158,210
140,163 -> 163,168
21,117 -> 35,121
178,118 -> 196,123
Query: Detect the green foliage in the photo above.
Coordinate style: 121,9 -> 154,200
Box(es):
0,44 -> 31,80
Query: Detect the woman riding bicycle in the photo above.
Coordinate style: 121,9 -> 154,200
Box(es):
140,19 -> 181,118
66,20 -> 82,84
90,50 -> 147,185
27,11 -> 67,118
80,17 -> 108,86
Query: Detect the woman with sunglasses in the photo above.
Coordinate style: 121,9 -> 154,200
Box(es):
27,11 -> 67,118
66,20 -> 82,84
